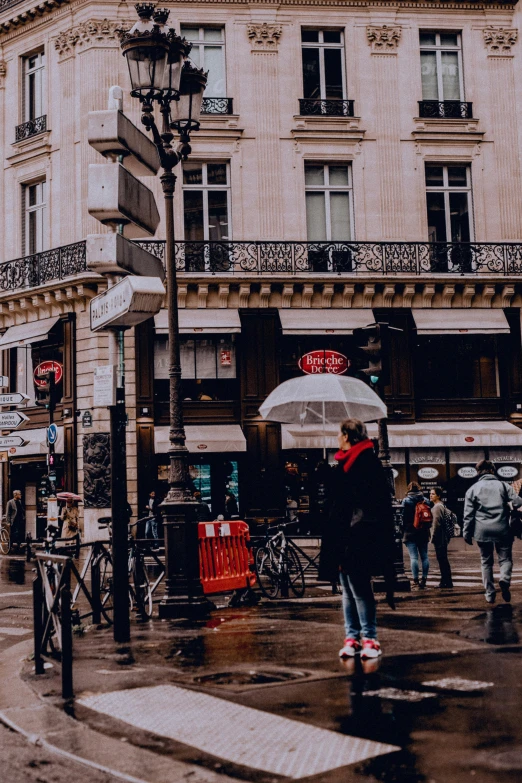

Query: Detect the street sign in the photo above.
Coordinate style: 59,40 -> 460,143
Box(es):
47,423 -> 58,445
0,436 -> 28,448
0,411 -> 28,429
94,365 -> 117,407
86,233 -> 165,280
0,392 -> 29,406
88,109 -> 160,177
90,276 -> 165,331
88,163 -> 160,238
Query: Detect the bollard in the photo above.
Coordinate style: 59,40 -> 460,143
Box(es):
91,555 -> 101,625
33,572 -> 45,675
26,533 -> 32,562
60,576 -> 74,700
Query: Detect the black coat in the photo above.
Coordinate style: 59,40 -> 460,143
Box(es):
318,447 -> 396,586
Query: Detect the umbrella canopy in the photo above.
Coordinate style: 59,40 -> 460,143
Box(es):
259,374 -> 387,426
56,492 -> 82,502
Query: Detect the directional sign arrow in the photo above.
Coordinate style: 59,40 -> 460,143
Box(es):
0,436 -> 28,448
0,392 -> 29,406
0,411 -> 29,429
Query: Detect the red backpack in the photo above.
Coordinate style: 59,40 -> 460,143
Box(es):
413,502 -> 433,529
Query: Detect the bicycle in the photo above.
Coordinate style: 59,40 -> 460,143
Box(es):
0,516 -> 10,555
254,523 -> 306,599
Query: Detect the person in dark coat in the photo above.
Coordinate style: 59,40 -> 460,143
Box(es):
6,490 -> 25,547
429,486 -> 453,589
319,418 -> 396,660
225,491 -> 239,519
194,491 -> 212,522
402,482 -> 431,590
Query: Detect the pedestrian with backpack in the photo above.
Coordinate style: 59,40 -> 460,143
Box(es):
429,486 -> 454,589
463,459 -> 522,604
402,482 -> 432,590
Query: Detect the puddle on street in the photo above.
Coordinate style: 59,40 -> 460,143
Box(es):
460,604 -> 520,645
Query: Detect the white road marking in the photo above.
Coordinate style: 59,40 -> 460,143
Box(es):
79,685 -> 400,778
0,590 -> 32,597
363,688 -> 437,702
0,626 -> 31,636
422,677 -> 494,692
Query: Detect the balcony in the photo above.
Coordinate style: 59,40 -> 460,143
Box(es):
298,99 -> 355,117
418,101 -> 473,119
201,97 -> 233,115
15,115 -> 47,142
0,242 -> 86,292
137,241 -> 522,276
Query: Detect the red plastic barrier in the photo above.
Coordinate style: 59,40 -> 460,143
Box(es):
198,520 -> 256,594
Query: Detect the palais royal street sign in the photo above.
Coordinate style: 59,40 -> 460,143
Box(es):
90,276 -> 165,331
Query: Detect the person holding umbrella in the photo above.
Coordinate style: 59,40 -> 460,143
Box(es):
319,418 -> 396,659
57,492 -> 81,540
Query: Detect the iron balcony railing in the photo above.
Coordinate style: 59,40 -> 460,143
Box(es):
418,101 -> 473,119
137,241 -> 522,275
15,115 -> 47,141
0,241 -> 86,292
299,99 -> 355,117
201,97 -> 233,115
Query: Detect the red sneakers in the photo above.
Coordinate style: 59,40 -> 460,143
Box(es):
339,638 -> 362,658
361,638 -> 382,659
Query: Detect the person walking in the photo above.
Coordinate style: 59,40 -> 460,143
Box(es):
194,490 -> 212,521
319,418 -> 396,660
429,486 -> 453,589
402,482 -> 431,590
143,490 -> 159,541
6,490 -> 25,549
463,459 -> 522,604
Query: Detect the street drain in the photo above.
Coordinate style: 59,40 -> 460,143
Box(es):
194,667 -> 310,688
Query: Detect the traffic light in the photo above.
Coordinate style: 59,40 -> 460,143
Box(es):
352,323 -> 390,387
35,370 -> 57,411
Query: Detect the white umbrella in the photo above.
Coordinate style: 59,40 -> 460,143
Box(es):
259,374 -> 387,457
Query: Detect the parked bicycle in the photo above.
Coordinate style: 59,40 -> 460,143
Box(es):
254,523 -> 306,599
0,516 -> 10,555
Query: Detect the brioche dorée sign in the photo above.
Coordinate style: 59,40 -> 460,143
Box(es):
34,360 -> 63,387
298,350 -> 349,375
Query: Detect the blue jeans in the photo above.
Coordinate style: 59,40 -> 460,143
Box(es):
145,516 -> 158,540
339,570 -> 377,640
477,539 -> 513,600
405,540 -> 429,582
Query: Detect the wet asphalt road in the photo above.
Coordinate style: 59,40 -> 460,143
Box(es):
2,548 -> 522,783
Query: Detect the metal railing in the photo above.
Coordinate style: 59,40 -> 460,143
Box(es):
0,240 -> 86,291
137,240 -> 522,276
418,101 -> 473,119
201,97 -> 233,115
15,115 -> 47,141
299,98 -> 355,117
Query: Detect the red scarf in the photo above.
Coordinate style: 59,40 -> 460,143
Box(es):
335,439 -> 374,473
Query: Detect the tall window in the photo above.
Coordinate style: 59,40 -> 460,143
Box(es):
301,30 -> 345,101
420,32 -> 463,102
23,180 -> 46,255
305,164 -> 352,242
183,162 -> 230,241
154,335 -> 238,401
23,50 -> 45,121
181,27 -> 225,97
425,164 -> 471,243
415,336 -> 499,399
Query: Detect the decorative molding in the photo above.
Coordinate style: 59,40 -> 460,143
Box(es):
0,60 -> 6,87
0,0 -> 70,35
501,284 -> 515,307
362,284 -> 375,309
247,22 -> 282,51
54,19 -> 128,58
483,27 -> 518,54
302,284 -> 314,308
259,284 -> 271,307
342,284 -> 355,309
197,284 -> 209,308
218,283 -> 229,308
83,433 -> 111,508
462,284 -> 475,308
238,283 -> 250,308
178,283 -> 188,309
382,284 -> 395,308
421,284 -> 436,308
441,284 -> 456,308
366,25 -> 402,53
321,284 -> 334,308
402,284 -> 416,308
482,284 -> 495,307
281,284 -> 294,308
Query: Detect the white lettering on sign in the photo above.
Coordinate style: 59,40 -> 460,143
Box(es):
497,465 -> 518,479
90,285 -> 132,330
418,467 -> 439,480
458,466 -> 478,479
94,366 -> 117,408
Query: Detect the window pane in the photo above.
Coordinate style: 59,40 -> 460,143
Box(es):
29,211 -> 37,253
441,51 -> 460,100
329,165 -> 349,186
425,165 -> 444,187
154,337 -> 170,379
204,28 -> 223,41
208,191 -> 229,241
426,192 -> 447,242
196,340 -> 217,379
419,32 -> 436,46
440,33 -> 459,47
420,52 -> 438,100
180,339 -> 196,379
207,163 -> 227,184
183,163 -> 203,185
28,184 -> 38,206
323,31 -> 341,43
203,46 -> 225,96
302,30 -> 319,42
184,191 -> 204,240
304,165 -> 324,186
216,337 -> 236,379
181,27 -> 200,40
189,45 -> 200,68
449,192 -> 470,242
329,193 -> 351,241
447,166 -> 468,187
306,192 -> 327,240
324,49 -> 343,99
302,48 -> 320,100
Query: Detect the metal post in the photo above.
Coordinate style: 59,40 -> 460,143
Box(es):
60,571 -> 74,699
91,551 -> 101,625
33,571 -> 44,675
26,532 -> 32,562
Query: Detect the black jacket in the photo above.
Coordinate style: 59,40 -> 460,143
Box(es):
401,491 -> 431,543
318,446 -> 396,586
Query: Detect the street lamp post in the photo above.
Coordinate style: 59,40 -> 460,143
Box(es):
120,3 -> 212,617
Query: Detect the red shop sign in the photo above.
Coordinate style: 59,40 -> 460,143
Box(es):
34,360 -> 63,388
298,350 -> 349,375
220,350 -> 232,367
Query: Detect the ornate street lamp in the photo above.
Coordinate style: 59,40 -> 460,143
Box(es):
120,3 -> 210,618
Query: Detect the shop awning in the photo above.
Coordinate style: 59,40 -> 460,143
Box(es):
412,309 -> 510,335
154,309 -> 241,334
281,421 -> 522,450
7,426 -> 64,458
279,309 -> 374,335
155,425 -> 247,453
0,316 -> 61,351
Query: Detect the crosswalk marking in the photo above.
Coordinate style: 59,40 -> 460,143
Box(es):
79,685 -> 400,778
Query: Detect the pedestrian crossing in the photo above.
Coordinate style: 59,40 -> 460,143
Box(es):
405,565 -> 522,589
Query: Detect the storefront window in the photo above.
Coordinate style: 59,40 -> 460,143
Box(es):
154,335 -> 238,402
415,335 -> 500,399
409,448 -> 447,496
11,323 -> 64,406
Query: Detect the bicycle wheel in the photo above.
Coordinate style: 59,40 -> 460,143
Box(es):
0,527 -> 10,555
286,545 -> 306,598
98,552 -> 114,624
133,558 -> 153,618
255,546 -> 280,599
